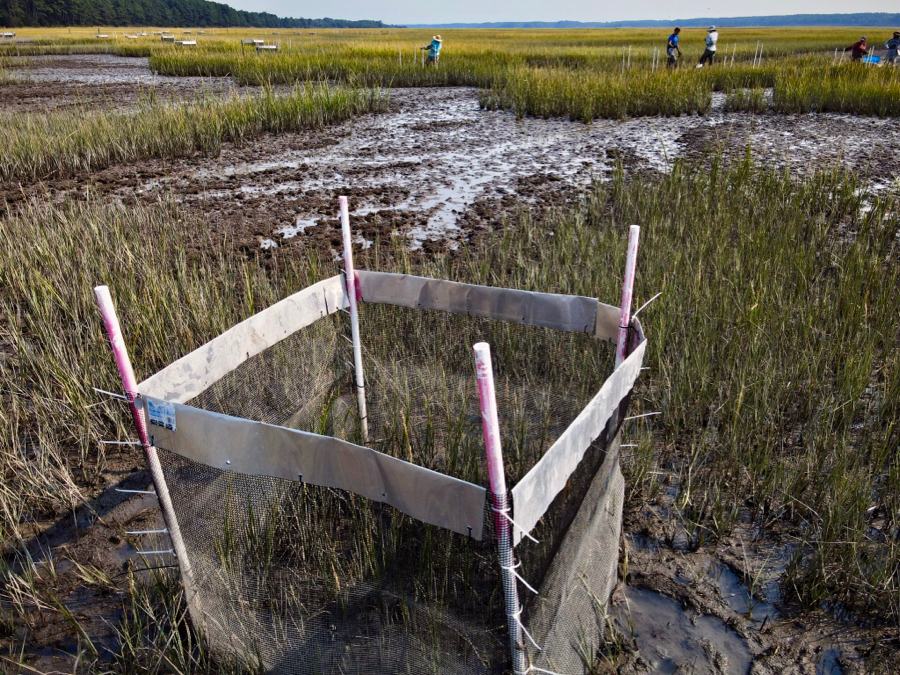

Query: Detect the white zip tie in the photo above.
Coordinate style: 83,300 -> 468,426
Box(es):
501,562 -> 539,595
623,411 -> 662,422
100,440 -> 141,446
620,443 -> 638,448
136,549 -> 174,556
93,387 -> 127,401
125,529 -> 169,535
633,291 -> 663,318
115,488 -> 156,495
491,505 -> 539,544
511,606 -> 542,651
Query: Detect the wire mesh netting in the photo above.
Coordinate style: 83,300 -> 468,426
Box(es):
151,288 -> 633,674
157,448 -> 505,674
358,303 -> 612,487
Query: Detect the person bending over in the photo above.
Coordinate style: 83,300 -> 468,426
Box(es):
667,27 -> 682,67
845,36 -> 869,61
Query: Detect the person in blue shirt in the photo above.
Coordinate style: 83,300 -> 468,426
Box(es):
666,27 -> 682,67
421,35 -> 443,66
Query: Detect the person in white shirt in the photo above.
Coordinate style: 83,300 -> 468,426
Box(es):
698,26 -> 718,67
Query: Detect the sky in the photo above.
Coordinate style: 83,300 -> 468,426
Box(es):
226,0 -> 898,25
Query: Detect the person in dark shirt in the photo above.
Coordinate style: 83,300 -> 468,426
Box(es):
884,32 -> 900,64
666,27 -> 682,67
845,36 -> 869,61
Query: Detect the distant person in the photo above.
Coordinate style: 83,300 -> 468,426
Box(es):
666,27 -> 682,67
884,31 -> 900,64
698,26 -> 718,67
845,36 -> 869,61
421,35 -> 442,66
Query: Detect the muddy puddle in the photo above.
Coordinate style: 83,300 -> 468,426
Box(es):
615,585 -> 752,674
613,487 -> 881,675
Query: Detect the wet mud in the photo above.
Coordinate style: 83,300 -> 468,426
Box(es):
4,56 -> 900,259
608,491 -> 897,674
3,54 -> 235,112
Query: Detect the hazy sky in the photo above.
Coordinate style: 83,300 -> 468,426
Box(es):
227,0 -> 898,25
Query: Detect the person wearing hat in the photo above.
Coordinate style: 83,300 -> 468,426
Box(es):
666,27 -> 682,67
844,36 -> 869,61
884,31 -> 900,64
698,26 -> 718,67
421,35 -> 443,66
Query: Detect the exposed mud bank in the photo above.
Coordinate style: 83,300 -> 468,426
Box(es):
3,54 -> 235,112
4,79 -> 898,260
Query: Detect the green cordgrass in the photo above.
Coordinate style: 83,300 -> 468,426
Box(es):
0,84 -> 387,182
0,154 -> 897,668
4,28 -> 900,124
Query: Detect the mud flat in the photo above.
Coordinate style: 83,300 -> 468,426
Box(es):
5,80 -> 898,257
2,54 -> 235,112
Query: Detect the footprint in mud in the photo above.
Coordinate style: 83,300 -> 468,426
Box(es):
614,586 -> 752,674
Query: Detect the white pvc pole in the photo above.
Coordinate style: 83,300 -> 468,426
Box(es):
94,286 -> 198,607
339,196 -> 369,444
615,225 -> 641,369
474,342 -> 527,675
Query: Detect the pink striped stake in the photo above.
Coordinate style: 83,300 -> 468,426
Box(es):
94,286 -> 198,606
474,342 -> 528,674
615,225 -> 641,369
339,196 -> 369,443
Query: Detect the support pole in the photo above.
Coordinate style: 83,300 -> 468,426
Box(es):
94,286 -> 199,609
474,343 -> 528,675
339,196 -> 369,444
615,225 -> 640,369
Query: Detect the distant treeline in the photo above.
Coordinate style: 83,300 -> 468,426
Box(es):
0,0 -> 386,28
411,13 -> 900,29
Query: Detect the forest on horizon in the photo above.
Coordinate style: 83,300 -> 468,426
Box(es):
0,0 -> 386,28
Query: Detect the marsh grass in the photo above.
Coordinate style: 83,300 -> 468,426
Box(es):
0,55 -> 18,83
0,84 -> 387,182
480,66 -> 712,121
724,87 -> 769,113
0,153 -> 898,670
774,62 -> 900,116
381,158 -> 899,624
3,29 -> 900,124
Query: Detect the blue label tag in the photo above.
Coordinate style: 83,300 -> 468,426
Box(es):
147,399 -> 176,431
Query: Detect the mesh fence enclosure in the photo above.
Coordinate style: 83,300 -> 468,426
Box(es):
138,272 -> 646,675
